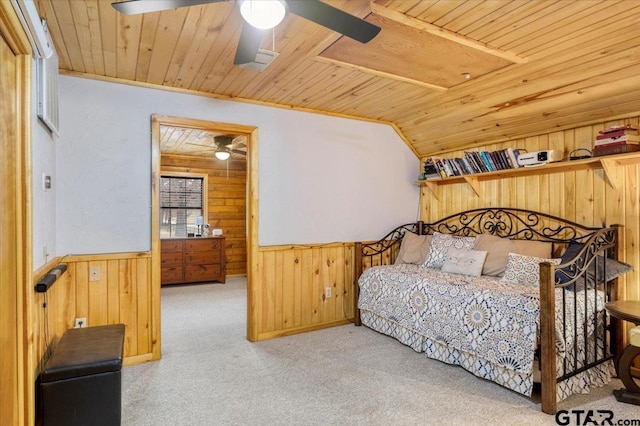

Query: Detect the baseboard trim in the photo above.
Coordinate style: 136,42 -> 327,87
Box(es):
255,319 -> 354,341
123,353 -> 154,366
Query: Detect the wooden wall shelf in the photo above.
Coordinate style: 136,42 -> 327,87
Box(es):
416,152 -> 640,199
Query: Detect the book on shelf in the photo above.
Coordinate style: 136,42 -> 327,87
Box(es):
480,151 -> 495,171
593,143 -> 640,157
426,147 -> 526,179
506,147 -> 524,168
423,158 -> 440,179
594,134 -> 640,147
464,152 -> 482,173
598,125 -> 638,135
596,130 -> 639,140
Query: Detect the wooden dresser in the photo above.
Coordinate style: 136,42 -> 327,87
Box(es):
161,237 -> 225,285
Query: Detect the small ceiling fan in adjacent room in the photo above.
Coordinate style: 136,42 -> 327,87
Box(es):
187,135 -> 247,160
111,0 -> 381,65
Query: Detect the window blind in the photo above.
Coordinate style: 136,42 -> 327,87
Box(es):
160,176 -> 204,238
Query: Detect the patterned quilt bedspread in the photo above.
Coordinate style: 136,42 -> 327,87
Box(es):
358,264 -> 609,397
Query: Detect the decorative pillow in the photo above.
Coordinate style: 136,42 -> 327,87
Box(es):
441,248 -> 488,277
511,240 -> 552,259
423,232 -> 476,269
556,242 -> 632,291
473,234 -> 517,276
501,253 -> 560,286
395,233 -> 433,265
555,242 -> 585,285
589,256 -> 633,283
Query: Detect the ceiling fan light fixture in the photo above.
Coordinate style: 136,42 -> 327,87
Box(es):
215,149 -> 231,161
239,0 -> 286,30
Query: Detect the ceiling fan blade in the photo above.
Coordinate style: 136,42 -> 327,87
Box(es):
234,23 -> 265,65
185,141 -> 216,149
287,0 -> 380,43
111,0 -> 224,15
230,149 -> 247,156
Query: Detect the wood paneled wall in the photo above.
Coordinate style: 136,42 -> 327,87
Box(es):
419,114 -> 640,336
32,253 -> 154,367
161,154 -> 247,276
255,244 -> 356,340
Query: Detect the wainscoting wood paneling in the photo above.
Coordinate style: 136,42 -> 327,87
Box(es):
161,154 -> 247,276
32,253 -> 154,366
255,244 -> 355,341
420,114 -> 640,343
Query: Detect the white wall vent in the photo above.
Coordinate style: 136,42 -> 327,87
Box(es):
36,51 -> 59,136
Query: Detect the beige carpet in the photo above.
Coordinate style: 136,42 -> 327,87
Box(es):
121,277 -> 639,425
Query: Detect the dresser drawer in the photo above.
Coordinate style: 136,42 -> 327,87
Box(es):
161,252 -> 182,267
184,238 -> 221,252
183,251 -> 221,265
160,237 -> 225,285
161,267 -> 183,284
184,264 -> 221,282
161,239 -> 184,253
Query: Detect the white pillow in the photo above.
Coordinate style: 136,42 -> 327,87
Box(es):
501,253 -> 560,286
441,248 -> 488,277
423,232 -> 476,269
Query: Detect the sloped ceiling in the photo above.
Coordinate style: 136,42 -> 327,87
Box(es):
36,0 -> 640,157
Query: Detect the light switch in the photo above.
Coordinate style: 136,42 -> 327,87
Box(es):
42,173 -> 51,190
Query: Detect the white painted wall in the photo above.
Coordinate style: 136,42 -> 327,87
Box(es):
56,76 -> 419,254
31,62 -> 57,270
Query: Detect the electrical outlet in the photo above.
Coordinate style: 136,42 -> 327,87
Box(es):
325,287 -> 332,298
74,318 -> 87,328
89,266 -> 100,282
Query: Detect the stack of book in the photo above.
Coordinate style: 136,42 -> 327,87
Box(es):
427,148 -> 526,178
593,125 -> 639,157
423,158 -> 440,180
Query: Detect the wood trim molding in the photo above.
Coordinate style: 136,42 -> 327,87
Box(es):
256,319 -> 352,341
0,3 -> 32,425
246,127 -> 259,342
57,73 -> 421,163
312,55 -> 448,92
0,2 -> 32,55
151,116 -> 161,360
369,3 -> 527,65
62,252 -> 151,262
61,71 -> 394,127
151,115 -> 259,343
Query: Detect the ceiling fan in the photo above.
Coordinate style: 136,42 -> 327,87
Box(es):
111,0 -> 381,65
188,135 -> 247,160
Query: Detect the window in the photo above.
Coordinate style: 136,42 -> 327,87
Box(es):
160,174 -> 207,238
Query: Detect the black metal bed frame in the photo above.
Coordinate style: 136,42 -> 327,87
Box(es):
353,207 -> 620,414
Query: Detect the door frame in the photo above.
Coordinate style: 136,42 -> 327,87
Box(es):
0,3 -> 32,425
150,115 -> 259,354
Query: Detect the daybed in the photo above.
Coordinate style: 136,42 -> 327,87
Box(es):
354,208 -> 630,414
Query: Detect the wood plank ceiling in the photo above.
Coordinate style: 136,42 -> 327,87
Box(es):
36,0 -> 640,157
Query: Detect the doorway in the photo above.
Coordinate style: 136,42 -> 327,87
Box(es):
150,115 -> 259,352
